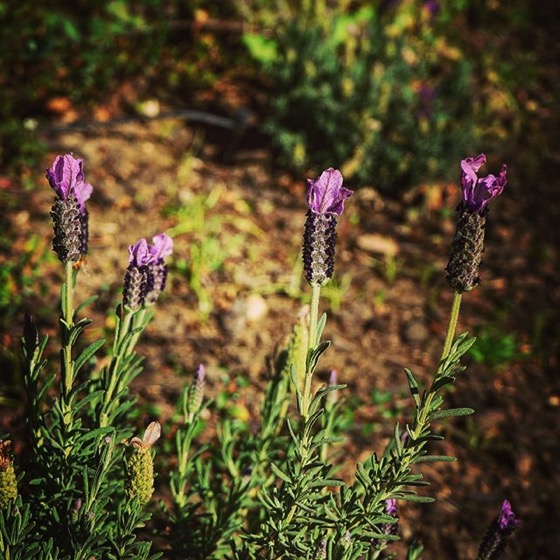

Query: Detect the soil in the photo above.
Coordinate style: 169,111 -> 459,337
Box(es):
2,102 -> 560,558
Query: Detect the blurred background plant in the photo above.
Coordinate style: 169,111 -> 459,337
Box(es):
0,0 -> 543,178
242,0 -> 475,192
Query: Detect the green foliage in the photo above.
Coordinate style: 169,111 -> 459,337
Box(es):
469,326 -> 524,370
243,1 -> 475,192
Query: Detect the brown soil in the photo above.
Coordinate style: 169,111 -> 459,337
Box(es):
3,108 -> 560,558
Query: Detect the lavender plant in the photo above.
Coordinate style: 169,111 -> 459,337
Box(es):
0,154 -> 172,559
0,153 -> 520,559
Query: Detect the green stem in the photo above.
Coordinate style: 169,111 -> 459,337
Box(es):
413,290 -> 463,439
62,261 -> 75,396
99,308 -> 134,428
301,284 -> 321,420
441,291 -> 462,362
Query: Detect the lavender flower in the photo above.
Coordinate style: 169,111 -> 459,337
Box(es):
446,154 -> 507,292
382,499 -> 399,537
477,500 -> 520,560
187,364 -> 206,422
123,239 -> 150,311
302,168 -> 353,286
123,234 -> 173,310
47,154 -> 93,263
145,233 -> 173,305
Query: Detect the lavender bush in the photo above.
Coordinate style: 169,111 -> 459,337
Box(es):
0,153 -> 519,559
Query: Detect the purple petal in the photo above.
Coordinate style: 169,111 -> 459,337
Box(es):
74,181 -> 93,212
149,233 -> 173,262
46,154 -> 84,199
128,238 -> 150,267
306,168 -> 353,215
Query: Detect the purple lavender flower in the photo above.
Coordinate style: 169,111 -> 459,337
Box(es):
306,168 -> 353,216
47,154 -> 93,263
383,499 -> 399,536
477,500 -> 520,560
446,154 -> 506,292
424,0 -> 440,18
145,234 -> 173,305
461,154 -> 507,215
303,169 -> 353,286
123,234 -> 173,309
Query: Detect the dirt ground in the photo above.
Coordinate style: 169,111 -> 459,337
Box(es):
2,106 -> 560,558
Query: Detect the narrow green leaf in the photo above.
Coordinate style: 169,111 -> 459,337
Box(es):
270,462 -> 292,484
316,312 -> 327,342
430,375 -> 456,393
74,338 -> 105,373
413,455 -> 457,463
404,368 -> 421,407
428,407 -> 474,422
306,341 -> 331,373
397,494 -> 435,503
75,295 -> 99,315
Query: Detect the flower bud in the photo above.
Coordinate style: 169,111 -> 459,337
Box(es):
0,440 -> 18,510
477,500 -> 520,560
187,364 -> 206,422
125,422 -> 160,505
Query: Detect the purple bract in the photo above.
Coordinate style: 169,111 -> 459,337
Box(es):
129,234 -> 173,267
306,168 -> 353,216
149,233 -> 174,262
128,239 -> 151,267
46,154 -> 93,213
461,154 -> 507,214
498,500 -> 520,531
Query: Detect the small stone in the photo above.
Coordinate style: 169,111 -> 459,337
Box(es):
357,233 -> 399,257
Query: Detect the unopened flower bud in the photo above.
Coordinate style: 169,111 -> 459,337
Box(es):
0,440 -> 18,509
125,422 -> 160,505
477,500 -> 520,560
187,364 -> 206,422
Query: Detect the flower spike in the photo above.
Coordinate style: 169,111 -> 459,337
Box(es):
302,168 -> 353,286
446,154 -> 506,292
47,154 -> 93,263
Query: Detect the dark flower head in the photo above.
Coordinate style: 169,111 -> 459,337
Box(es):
306,168 -> 353,215
461,154 -> 507,214
46,154 -> 93,213
498,500 -> 520,532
